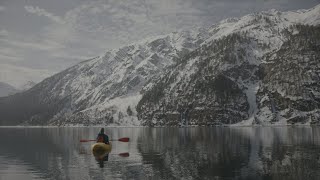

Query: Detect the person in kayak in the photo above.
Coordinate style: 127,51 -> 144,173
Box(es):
96,128 -> 109,144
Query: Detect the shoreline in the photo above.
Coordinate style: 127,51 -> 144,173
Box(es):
0,124 -> 318,128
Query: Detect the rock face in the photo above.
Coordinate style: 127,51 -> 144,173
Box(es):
137,6 -> 320,126
0,5 -> 319,126
256,25 -> 320,125
137,34 -> 253,126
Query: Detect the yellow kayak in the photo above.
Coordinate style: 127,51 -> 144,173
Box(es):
91,143 -> 112,158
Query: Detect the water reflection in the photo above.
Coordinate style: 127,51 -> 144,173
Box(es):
0,127 -> 141,180
0,127 -> 320,180
94,154 -> 109,168
136,127 -> 320,180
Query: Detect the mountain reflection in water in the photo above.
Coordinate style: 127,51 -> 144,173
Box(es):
0,127 -> 320,180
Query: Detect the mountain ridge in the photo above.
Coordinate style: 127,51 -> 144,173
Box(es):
0,4 -> 319,126
137,24 -> 320,126
0,82 -> 19,97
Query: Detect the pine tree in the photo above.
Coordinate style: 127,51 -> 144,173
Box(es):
127,106 -> 133,116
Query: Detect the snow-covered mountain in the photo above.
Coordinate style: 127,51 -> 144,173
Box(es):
0,82 -> 19,97
0,4 -> 319,126
18,81 -> 37,91
137,5 -> 320,126
0,29 -> 209,126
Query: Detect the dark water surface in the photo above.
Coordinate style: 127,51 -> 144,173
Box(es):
1,127 -> 320,180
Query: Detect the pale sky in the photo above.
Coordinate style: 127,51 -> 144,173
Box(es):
0,0 -> 319,88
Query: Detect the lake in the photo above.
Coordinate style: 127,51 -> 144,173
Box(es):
1,126 -> 320,180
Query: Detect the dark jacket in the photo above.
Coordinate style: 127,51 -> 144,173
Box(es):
96,133 -> 109,144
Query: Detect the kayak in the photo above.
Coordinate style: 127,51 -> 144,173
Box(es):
91,143 -> 112,158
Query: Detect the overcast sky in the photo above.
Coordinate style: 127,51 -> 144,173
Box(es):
0,0 -> 319,87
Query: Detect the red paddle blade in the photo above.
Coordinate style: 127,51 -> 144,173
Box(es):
118,137 -> 130,142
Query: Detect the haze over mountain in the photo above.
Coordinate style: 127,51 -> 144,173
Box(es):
0,82 -> 19,97
0,4 -> 319,126
0,81 -> 36,98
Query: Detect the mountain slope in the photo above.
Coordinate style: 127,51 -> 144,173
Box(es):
0,30 -> 209,126
255,25 -> 320,125
0,82 -> 19,97
0,4 -> 319,126
137,6 -> 320,126
18,81 -> 36,91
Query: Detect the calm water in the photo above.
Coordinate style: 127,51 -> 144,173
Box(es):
1,127 -> 320,180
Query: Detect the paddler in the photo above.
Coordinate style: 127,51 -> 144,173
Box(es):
96,128 -> 110,144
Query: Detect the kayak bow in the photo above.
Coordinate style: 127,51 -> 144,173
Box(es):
91,143 -> 112,157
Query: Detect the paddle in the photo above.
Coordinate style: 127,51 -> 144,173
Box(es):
80,137 -> 130,143
78,151 -> 129,157
118,152 -> 130,157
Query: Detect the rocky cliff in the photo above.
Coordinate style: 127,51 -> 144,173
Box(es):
137,6 -> 320,126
